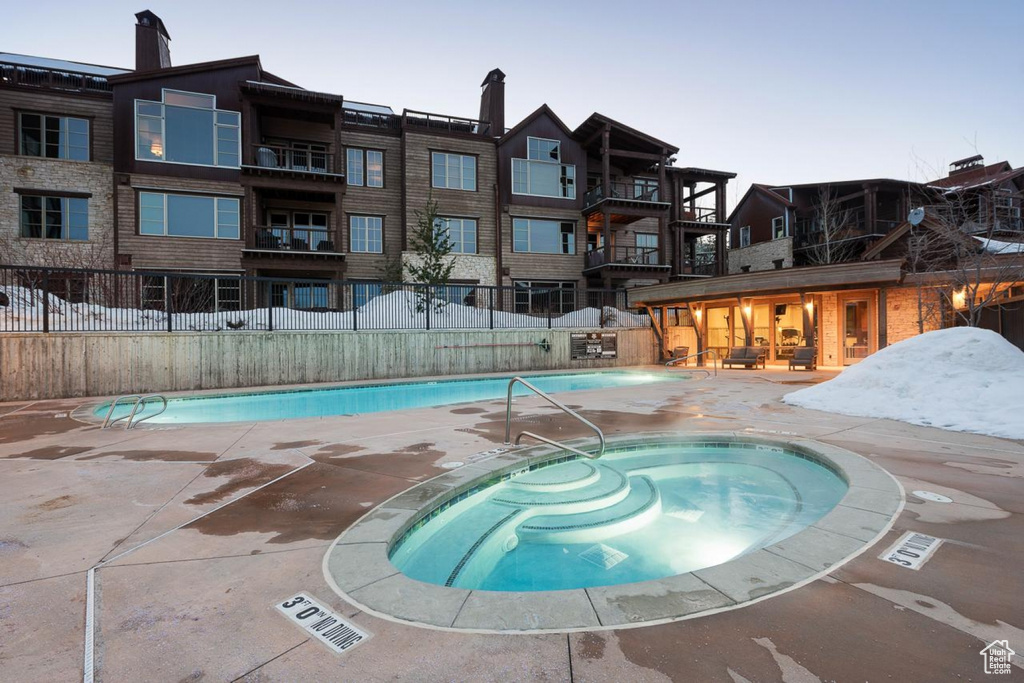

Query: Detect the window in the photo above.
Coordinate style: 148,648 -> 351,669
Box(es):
772,216 -> 788,239
434,217 -> 478,254
141,274 -> 241,312
266,211 -> 331,250
512,137 -> 576,199
739,226 -> 751,248
350,215 -> 383,253
139,192 -> 240,239
633,178 -> 659,201
135,89 -> 240,167
512,218 -> 575,254
19,114 -> 89,160
513,281 -> 577,315
432,152 -> 476,191
353,281 -> 383,308
20,195 -> 88,240
586,232 -> 605,252
636,233 -> 659,264
269,281 -> 329,309
346,148 -> 384,187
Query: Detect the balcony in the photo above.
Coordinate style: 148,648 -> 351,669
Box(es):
674,206 -> 728,226
243,226 -> 345,264
583,182 -> 670,228
242,144 -> 345,185
584,246 -> 669,274
342,107 -> 401,131
0,60 -> 114,95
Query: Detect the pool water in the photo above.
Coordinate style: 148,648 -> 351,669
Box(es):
389,442 -> 847,592
95,371 -> 681,424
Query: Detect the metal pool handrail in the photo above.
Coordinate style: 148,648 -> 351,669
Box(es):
665,349 -> 721,376
127,394 -> 167,429
101,394 -> 167,429
503,377 -> 606,459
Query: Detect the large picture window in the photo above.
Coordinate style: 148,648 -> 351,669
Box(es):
513,280 -> 577,315
512,218 -> 575,254
350,215 -> 383,253
512,137 -> 575,199
135,89 -> 240,168
435,217 -> 477,254
431,152 -> 476,191
139,192 -> 240,239
19,114 -> 89,160
19,195 -> 89,240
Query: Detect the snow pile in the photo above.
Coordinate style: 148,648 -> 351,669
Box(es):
975,237 -> 1024,255
783,327 -> 1024,439
0,285 -> 649,332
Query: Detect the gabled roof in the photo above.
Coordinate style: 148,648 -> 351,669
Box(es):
107,55 -> 263,84
726,183 -> 795,224
498,104 -> 573,145
572,112 -> 679,155
927,161 -> 1023,191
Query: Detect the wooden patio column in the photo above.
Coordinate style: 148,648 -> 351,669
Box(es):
800,293 -> 814,347
658,150 -> 668,266
687,302 -> 705,366
738,296 -> 753,345
601,125 -> 612,262
863,183 -> 877,235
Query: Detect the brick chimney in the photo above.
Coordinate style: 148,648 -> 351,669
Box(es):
479,68 -> 505,137
135,10 -> 171,72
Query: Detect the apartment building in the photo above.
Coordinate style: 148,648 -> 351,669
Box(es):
1,10 -> 734,311
629,157 -> 1024,366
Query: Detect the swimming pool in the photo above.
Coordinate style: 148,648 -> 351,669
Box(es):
388,440 -> 848,592
93,371 -> 682,424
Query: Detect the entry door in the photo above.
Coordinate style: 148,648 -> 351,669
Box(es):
843,300 -> 870,364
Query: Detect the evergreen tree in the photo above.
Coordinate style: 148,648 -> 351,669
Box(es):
407,196 -> 456,312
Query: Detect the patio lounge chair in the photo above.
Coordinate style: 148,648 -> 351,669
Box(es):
722,346 -> 766,369
668,346 -> 690,365
789,346 -> 817,371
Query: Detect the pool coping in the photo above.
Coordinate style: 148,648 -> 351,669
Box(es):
68,365 -> 689,427
322,431 -> 905,634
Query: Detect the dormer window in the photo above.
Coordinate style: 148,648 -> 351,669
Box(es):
512,136 -> 575,199
135,89 -> 241,168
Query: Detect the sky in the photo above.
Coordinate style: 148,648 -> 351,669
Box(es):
3,0 -> 1023,209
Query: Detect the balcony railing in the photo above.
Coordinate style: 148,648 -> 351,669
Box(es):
585,246 -> 662,269
251,144 -> 335,174
583,182 -> 663,209
0,61 -> 113,94
342,108 -> 401,130
248,226 -> 338,253
403,110 -> 489,136
678,206 -> 723,223
681,259 -> 717,277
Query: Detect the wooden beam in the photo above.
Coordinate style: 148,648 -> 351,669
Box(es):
644,304 -> 665,359
682,186 -> 716,203
606,148 -> 665,161
687,303 -> 705,366
737,296 -> 753,345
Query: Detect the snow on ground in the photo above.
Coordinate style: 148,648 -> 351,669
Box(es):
783,327 -> 1024,439
0,286 -> 648,332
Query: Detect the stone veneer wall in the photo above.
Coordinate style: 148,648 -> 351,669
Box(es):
727,237 -> 794,274
0,156 -> 114,267
401,252 -> 498,287
886,286 -> 943,345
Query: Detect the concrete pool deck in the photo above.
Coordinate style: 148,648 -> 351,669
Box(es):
1,366 -> 1022,681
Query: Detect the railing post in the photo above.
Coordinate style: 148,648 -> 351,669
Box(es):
42,272 -> 50,333
547,292 -> 553,329
489,287 -> 494,330
266,281 -> 274,331
165,276 -> 173,333
352,283 -> 358,331
425,286 -> 431,330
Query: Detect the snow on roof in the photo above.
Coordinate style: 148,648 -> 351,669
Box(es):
344,101 -> 394,115
975,237 -> 1024,255
783,327 -> 1024,439
0,52 -> 128,77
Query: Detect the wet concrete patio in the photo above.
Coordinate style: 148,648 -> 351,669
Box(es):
1,367 -> 1021,682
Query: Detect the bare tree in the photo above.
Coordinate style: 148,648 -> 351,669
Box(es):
911,187 -> 1024,327
804,186 -> 860,265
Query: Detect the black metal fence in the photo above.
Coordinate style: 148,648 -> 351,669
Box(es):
0,265 -> 650,333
